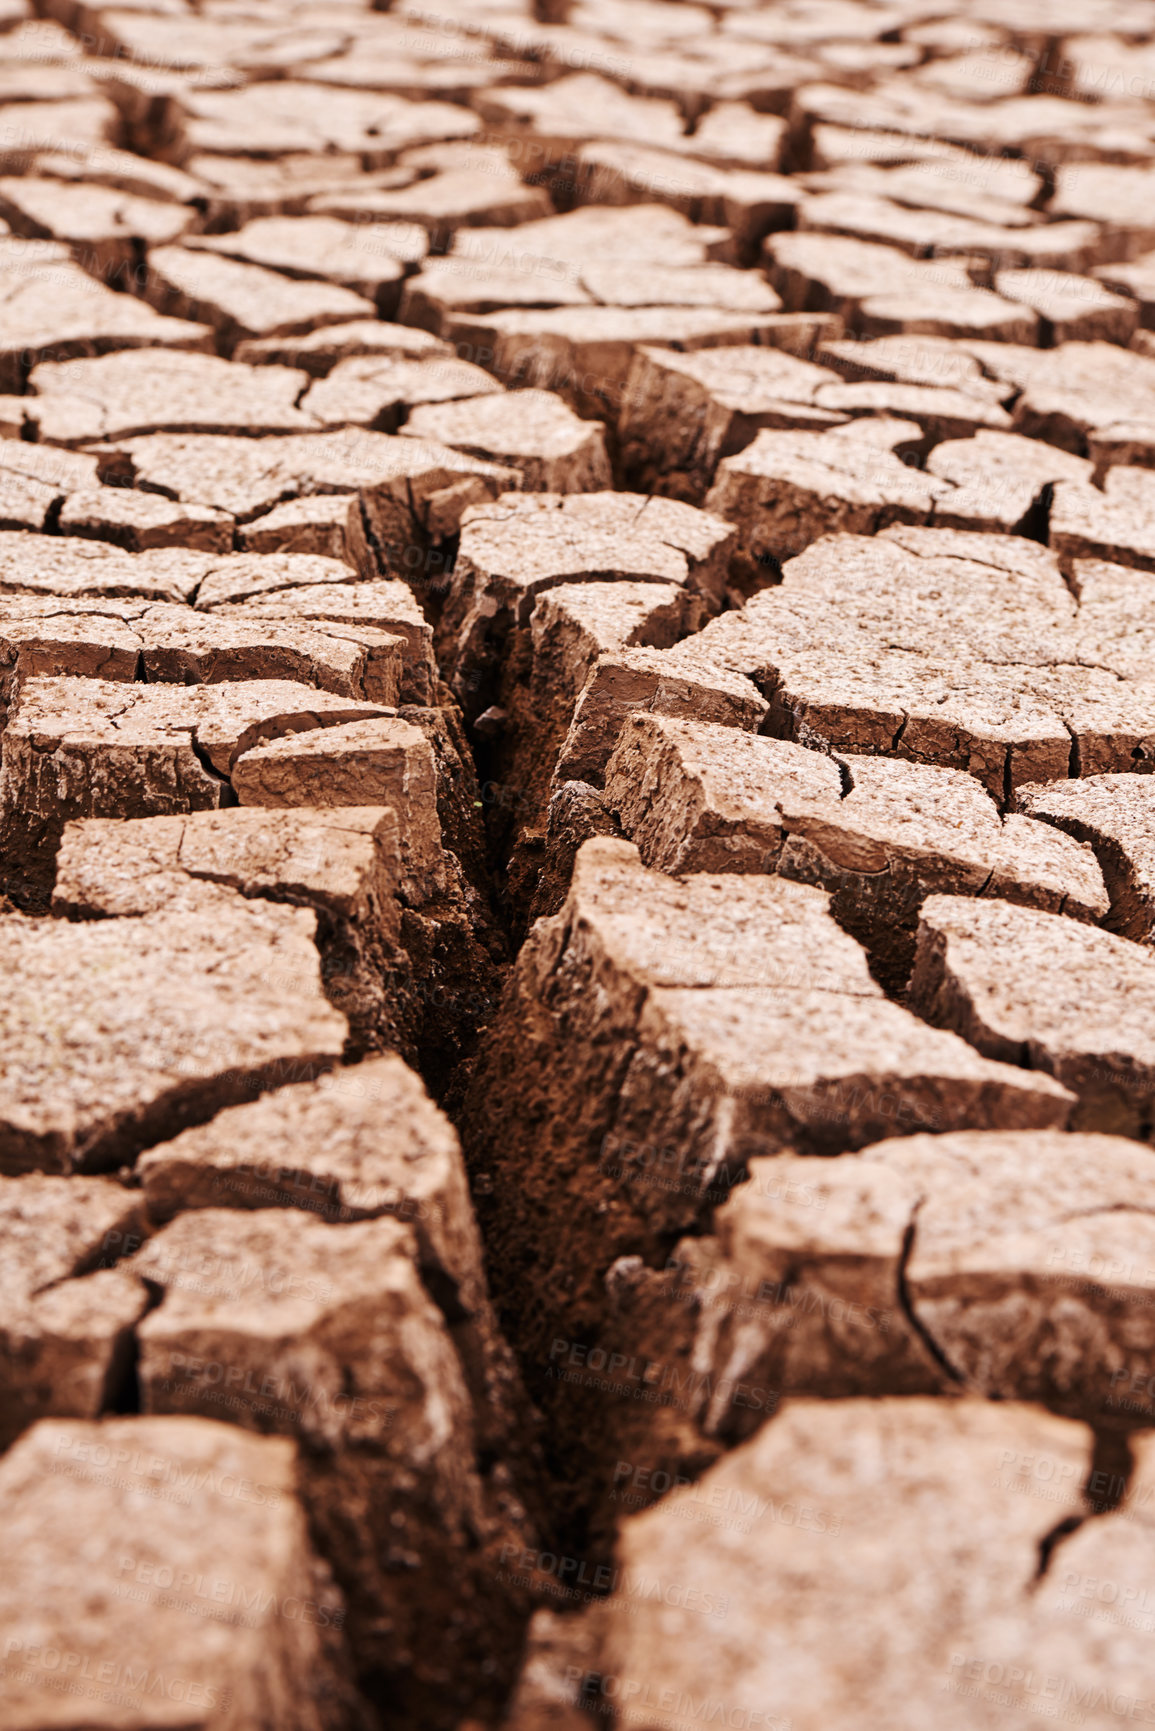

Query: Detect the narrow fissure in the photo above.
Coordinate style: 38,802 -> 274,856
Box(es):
896,1207 -> 966,1384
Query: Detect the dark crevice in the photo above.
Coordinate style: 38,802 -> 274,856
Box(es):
896,1206 -> 965,1385
1030,159 -> 1058,209
1044,820 -> 1147,943
420,1259 -> 469,1328
1064,722 -> 1081,780
425,531 -> 460,621
1057,556 -> 1084,606
1084,1429 -> 1134,1516
101,1331 -> 145,1415
100,1279 -> 165,1416
753,548 -> 784,582
1015,481 -> 1052,546
187,733 -> 238,805
355,496 -> 388,581
128,236 -> 150,299
1033,1514 -> 1084,1584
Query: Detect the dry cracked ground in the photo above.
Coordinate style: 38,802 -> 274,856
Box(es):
15,2 -> 1155,1730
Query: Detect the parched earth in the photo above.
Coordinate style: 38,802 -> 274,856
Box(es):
10,1 -> 1155,1728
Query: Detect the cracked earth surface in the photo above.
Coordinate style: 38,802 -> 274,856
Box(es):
8,2 -> 1155,1728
